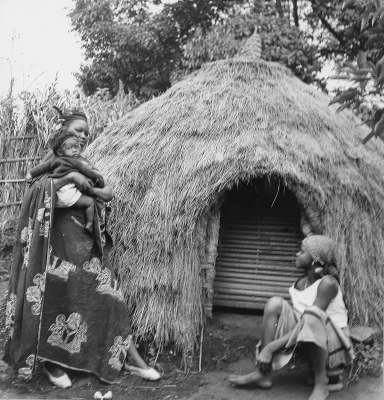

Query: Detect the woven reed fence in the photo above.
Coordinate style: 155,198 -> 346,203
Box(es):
0,81 -> 139,226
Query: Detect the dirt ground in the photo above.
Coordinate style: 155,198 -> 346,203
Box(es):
0,278 -> 383,400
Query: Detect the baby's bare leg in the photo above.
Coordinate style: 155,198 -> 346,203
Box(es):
74,195 -> 95,233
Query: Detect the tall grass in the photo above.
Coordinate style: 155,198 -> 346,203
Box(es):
0,79 -> 139,225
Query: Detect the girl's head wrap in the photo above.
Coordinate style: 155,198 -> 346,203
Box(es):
53,106 -> 88,130
302,235 -> 340,282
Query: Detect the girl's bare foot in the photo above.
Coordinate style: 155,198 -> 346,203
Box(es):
228,370 -> 272,389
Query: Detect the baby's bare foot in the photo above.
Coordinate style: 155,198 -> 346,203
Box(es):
228,370 -> 272,389
85,222 -> 93,233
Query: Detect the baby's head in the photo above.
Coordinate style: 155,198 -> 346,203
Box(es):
50,127 -> 81,158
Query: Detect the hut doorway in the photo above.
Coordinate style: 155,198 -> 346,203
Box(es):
213,179 -> 304,310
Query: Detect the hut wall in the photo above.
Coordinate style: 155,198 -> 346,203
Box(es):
291,186 -> 323,236
86,57 -> 384,360
196,204 -> 222,318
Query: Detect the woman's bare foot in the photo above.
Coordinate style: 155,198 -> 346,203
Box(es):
43,361 -> 72,388
228,370 -> 272,389
123,362 -> 149,372
44,361 -> 66,378
309,383 -> 329,400
125,345 -> 150,370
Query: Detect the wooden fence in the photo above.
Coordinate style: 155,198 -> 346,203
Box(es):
0,134 -> 46,223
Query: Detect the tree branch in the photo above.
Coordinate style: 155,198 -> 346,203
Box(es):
276,0 -> 285,19
292,0 -> 299,27
316,48 -> 348,57
309,1 -> 346,46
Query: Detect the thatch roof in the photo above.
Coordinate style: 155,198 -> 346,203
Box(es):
86,57 -> 384,358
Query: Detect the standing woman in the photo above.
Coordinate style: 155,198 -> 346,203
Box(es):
3,109 -> 160,387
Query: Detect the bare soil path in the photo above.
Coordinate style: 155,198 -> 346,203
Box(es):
0,281 -> 382,400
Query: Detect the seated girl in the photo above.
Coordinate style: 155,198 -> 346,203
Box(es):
228,235 -> 354,400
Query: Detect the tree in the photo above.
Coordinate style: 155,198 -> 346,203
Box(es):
329,0 -> 384,143
69,0 -> 181,98
181,0 -> 383,90
69,0 -> 244,99
70,0 -> 383,105
183,2 -> 322,87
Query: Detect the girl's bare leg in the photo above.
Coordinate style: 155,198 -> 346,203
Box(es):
304,343 -> 329,400
260,296 -> 284,348
228,297 -> 283,388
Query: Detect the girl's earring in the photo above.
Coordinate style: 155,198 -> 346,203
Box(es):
314,267 -> 324,278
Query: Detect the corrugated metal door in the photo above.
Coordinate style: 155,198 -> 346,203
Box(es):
213,186 -> 303,310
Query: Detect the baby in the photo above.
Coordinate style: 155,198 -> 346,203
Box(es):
30,128 -> 110,233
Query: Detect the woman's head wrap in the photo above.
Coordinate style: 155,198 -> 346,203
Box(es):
302,235 -> 340,282
50,126 -> 79,155
53,106 -> 88,130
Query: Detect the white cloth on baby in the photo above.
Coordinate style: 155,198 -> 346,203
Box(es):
56,183 -> 82,208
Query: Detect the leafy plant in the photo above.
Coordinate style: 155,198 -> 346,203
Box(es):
330,0 -> 384,143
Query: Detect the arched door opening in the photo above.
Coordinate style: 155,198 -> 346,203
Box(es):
213,178 -> 304,311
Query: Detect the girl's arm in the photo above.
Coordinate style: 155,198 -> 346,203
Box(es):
313,275 -> 338,311
257,329 -> 294,374
264,330 -> 295,353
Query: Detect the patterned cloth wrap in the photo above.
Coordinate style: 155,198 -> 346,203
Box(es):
3,173 -> 132,384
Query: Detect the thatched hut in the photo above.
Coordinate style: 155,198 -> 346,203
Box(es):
86,43 -> 384,359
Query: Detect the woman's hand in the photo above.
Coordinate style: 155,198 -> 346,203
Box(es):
256,345 -> 274,375
78,179 -> 95,194
89,185 -> 114,202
